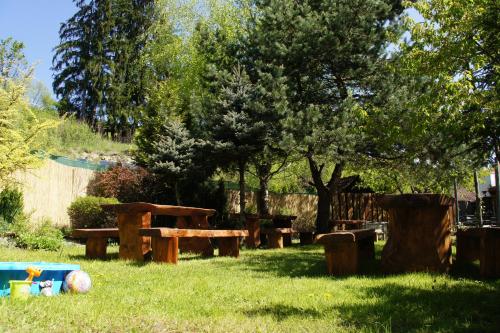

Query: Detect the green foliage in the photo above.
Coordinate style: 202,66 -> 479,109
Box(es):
0,186 -> 23,225
11,216 -> 64,251
401,0 -> 499,164
0,38 -> 58,185
67,196 -> 120,229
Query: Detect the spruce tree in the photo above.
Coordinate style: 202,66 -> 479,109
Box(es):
53,0 -> 154,138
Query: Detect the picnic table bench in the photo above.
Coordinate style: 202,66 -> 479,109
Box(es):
315,229 -> 376,276
139,228 -> 249,264
456,227 -> 500,278
101,202 -> 216,260
230,213 -> 297,248
72,228 -> 119,259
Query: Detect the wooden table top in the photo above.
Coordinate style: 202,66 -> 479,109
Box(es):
101,202 -> 216,217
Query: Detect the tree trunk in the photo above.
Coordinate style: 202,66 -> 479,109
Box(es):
495,144 -> 500,225
238,159 -> 246,224
307,153 -> 344,233
256,163 -> 272,216
174,182 -> 182,206
316,186 -> 331,233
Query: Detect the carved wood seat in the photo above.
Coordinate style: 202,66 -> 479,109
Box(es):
315,229 -> 376,275
72,228 -> 119,259
260,228 -> 295,248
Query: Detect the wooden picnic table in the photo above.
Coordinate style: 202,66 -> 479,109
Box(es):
332,220 -> 367,231
101,202 -> 216,260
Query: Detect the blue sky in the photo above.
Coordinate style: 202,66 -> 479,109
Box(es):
0,0 -> 76,92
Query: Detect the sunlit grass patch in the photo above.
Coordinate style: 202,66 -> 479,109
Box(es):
0,242 -> 499,332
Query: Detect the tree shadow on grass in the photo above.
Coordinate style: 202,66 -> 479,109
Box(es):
234,249 -> 327,278
221,243 -> 387,279
68,253 -> 119,261
241,280 -> 500,332
244,304 -> 323,322
330,281 -> 500,332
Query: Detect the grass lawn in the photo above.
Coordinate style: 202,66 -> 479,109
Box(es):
1,242 -> 499,332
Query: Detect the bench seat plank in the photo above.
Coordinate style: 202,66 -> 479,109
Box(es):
73,228 -> 119,238
139,228 -> 248,238
315,229 -> 375,244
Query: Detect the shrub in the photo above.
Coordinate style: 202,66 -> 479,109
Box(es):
68,196 -> 120,229
87,166 -> 152,203
0,186 -> 24,225
11,216 -> 64,251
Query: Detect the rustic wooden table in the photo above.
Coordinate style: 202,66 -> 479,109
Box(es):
102,202 -> 216,260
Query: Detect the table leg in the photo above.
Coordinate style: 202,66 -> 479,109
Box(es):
218,237 -> 240,257
267,233 -> 283,249
118,212 -> 151,261
86,238 -> 108,259
152,236 -> 178,264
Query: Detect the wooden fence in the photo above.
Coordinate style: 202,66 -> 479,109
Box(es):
331,193 -> 388,222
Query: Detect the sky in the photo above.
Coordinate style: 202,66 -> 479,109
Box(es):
0,1 -> 423,98
0,0 -> 76,93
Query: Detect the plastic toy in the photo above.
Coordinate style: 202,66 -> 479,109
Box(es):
39,280 -> 54,296
63,270 -> 91,294
25,266 -> 42,282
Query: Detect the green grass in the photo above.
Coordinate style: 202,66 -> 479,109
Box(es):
1,242 -> 499,332
35,110 -> 132,158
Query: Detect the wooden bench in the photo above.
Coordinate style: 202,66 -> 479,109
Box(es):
456,227 -> 500,278
260,228 -> 295,249
315,229 -> 376,275
139,228 -> 249,264
72,228 -> 119,259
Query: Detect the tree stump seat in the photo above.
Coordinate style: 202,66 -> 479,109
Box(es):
139,228 -> 249,264
72,228 -> 119,259
315,229 -> 376,276
260,228 -> 295,249
456,227 -> 500,278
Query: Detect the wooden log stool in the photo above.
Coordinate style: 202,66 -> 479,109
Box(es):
72,228 -> 119,259
261,228 -> 295,249
139,228 -> 249,264
315,229 -> 376,276
271,215 -> 297,246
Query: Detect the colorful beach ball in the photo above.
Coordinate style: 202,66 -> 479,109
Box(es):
63,270 -> 91,294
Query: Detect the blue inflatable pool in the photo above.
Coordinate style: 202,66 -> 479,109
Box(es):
0,262 -> 80,296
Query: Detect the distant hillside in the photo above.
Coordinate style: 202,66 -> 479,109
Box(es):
34,109 -> 132,160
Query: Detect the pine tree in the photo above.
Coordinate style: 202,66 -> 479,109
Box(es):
252,0 -> 404,232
